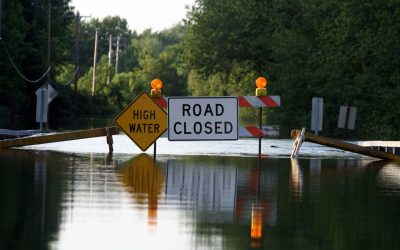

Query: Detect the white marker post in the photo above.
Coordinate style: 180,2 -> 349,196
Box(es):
311,97 -> 323,135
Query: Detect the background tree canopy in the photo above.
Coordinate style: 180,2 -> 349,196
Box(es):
0,0 -> 399,139
184,0 -> 400,139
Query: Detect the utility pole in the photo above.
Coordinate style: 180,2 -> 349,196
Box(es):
107,34 -> 112,84
0,0 -> 3,40
44,0 -> 51,132
46,0 -> 51,89
74,12 -> 80,98
73,12 -> 90,102
115,36 -> 120,74
92,30 -> 98,96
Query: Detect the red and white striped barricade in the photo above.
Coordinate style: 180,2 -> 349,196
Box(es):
154,96 -> 280,138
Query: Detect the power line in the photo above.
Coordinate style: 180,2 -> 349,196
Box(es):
1,39 -> 51,83
64,66 -> 79,85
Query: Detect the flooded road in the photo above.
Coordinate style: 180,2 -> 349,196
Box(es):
1,145 -> 399,250
21,136 -> 361,158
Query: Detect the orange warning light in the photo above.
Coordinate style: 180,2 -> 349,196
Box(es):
151,79 -> 163,90
256,77 -> 268,89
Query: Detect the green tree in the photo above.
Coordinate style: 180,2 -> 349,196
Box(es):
0,0 -> 74,127
128,26 -> 188,97
184,0 -> 400,139
0,1 -> 28,126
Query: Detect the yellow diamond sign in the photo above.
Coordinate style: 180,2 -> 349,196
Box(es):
114,92 -> 167,151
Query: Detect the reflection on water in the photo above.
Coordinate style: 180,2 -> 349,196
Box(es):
1,150 -> 400,250
0,150 -> 64,250
120,154 -> 165,228
290,159 -> 303,201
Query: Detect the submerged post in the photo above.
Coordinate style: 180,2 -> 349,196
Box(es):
106,127 -> 113,153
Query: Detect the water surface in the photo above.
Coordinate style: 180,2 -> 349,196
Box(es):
1,149 -> 399,250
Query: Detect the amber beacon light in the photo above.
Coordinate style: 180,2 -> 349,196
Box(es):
151,79 -> 163,97
255,77 -> 268,96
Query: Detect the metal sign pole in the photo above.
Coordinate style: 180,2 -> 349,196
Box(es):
258,107 -> 262,157
40,89 -> 45,132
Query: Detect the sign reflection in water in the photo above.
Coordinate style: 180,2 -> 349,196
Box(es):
119,155 -> 279,248
119,154 -> 165,228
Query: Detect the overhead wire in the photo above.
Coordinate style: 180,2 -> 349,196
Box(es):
1,39 -> 51,83
64,66 -> 79,85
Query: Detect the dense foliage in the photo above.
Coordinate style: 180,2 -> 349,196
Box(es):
184,0 -> 400,139
0,0 -> 399,139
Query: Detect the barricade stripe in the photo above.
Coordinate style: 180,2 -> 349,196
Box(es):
239,96 -> 281,107
243,126 -> 264,137
154,97 -> 168,108
259,96 -> 280,107
238,96 -> 253,107
245,96 -> 265,107
154,96 -> 280,108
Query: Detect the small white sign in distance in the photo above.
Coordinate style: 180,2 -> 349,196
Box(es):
338,106 -> 357,130
311,97 -> 323,132
168,97 -> 238,141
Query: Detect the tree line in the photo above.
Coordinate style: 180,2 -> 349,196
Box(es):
1,0 -> 399,139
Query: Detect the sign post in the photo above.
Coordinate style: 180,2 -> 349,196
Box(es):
114,92 -> 167,151
168,97 -> 238,141
255,77 -> 268,157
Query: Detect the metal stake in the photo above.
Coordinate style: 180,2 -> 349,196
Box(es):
258,107 -> 262,157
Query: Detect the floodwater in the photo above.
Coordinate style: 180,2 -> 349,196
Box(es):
1,138 -> 400,250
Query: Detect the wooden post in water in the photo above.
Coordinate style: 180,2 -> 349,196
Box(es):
153,141 -> 157,159
106,127 -> 114,153
291,129 -> 400,161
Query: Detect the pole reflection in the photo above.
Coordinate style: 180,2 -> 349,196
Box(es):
309,159 -> 321,198
290,159 -> 303,201
0,150 -> 64,250
250,158 -> 263,248
119,154 -> 165,229
34,152 -> 47,246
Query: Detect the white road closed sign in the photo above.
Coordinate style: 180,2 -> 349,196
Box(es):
168,97 -> 238,141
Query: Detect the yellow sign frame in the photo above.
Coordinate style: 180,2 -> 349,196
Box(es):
114,92 -> 167,151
